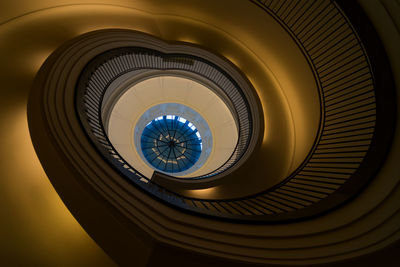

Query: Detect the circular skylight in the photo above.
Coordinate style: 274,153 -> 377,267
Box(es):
140,115 -> 202,173
134,102 -> 213,177
106,75 -> 238,178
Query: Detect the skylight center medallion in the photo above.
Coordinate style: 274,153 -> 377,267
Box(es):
140,115 -> 202,173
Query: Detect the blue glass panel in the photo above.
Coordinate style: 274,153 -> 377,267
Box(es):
140,115 -> 202,173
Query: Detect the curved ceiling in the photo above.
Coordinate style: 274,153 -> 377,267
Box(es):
1,0 -> 322,192
107,75 -> 237,178
1,0 -> 400,266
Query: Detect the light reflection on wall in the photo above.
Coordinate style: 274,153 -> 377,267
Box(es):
0,0 -> 323,263
187,187 -> 217,198
0,95 -> 116,266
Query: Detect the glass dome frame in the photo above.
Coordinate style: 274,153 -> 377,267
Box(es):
141,115 -> 202,173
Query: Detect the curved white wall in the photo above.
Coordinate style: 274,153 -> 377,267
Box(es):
107,75 -> 238,178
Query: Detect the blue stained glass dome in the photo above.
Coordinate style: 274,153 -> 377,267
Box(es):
140,115 -> 202,173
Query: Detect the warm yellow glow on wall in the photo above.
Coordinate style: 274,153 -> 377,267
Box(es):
0,104 -> 116,266
0,0 -> 322,262
187,187 -> 218,198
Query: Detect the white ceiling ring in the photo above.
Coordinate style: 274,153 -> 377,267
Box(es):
106,74 -> 238,178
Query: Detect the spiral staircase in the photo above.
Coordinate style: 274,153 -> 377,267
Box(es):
1,0 -> 399,266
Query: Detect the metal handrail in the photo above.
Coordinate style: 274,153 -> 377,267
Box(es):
76,0 -> 394,222
78,49 -> 252,181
